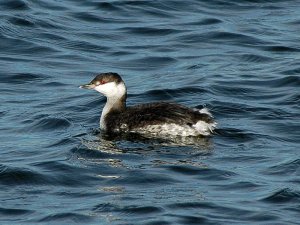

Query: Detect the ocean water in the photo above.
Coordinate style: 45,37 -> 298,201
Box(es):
1,0 -> 300,224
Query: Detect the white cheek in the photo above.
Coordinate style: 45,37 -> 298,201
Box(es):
94,82 -> 116,96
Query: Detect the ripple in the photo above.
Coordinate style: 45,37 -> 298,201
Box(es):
119,1 -> 176,18
93,203 -> 163,214
263,159 -> 300,176
36,163 -> 98,187
281,68 -> 300,76
1,73 -> 47,84
217,181 -> 262,191
166,165 -> 236,180
61,40 -> 110,53
268,75 -> 300,88
212,101 -> 258,117
262,188 -> 300,203
210,84 -> 282,101
0,34 -> 29,50
29,116 -> 71,132
215,128 -> 257,142
71,146 -> 116,159
142,87 -> 207,99
121,27 -> 181,36
185,18 -> 222,26
94,2 -> 121,11
167,200 -> 280,224
0,35 -> 59,55
0,111 -> 7,117
33,1 -> 67,11
38,212 -> 93,223
115,170 -> 179,185
117,56 -> 177,70
237,53 -> 273,63
168,200 -> 252,212
0,207 -> 33,216
34,18 -> 67,29
1,160 -> 99,187
0,0 -> 29,10
175,215 -> 209,224
38,32 -> 68,42
70,12 -> 132,24
8,16 -> 35,27
71,12 -> 104,23
177,31 -> 267,46
0,164 -> 48,185
122,206 -> 163,214
263,45 -> 300,52
40,81 -> 66,87
46,139 -> 74,149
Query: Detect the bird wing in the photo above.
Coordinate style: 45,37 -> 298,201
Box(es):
105,102 -> 213,132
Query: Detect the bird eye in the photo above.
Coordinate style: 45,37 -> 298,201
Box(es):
94,80 -> 106,85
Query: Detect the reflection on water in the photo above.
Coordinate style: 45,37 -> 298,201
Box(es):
80,131 -> 214,154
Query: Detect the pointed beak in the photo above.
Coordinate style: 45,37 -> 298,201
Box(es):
79,83 -> 95,89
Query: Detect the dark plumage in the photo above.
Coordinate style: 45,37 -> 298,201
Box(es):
90,72 -> 123,85
105,102 -> 213,133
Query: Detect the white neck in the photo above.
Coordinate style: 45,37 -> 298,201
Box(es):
100,96 -> 124,130
95,82 -> 126,130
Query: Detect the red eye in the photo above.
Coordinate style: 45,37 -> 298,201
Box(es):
100,80 -> 106,85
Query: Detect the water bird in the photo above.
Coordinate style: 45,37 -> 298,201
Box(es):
80,72 -> 216,136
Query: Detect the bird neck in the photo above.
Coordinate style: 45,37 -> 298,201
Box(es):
100,94 -> 126,130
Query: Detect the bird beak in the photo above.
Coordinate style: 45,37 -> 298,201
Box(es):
79,83 -> 95,89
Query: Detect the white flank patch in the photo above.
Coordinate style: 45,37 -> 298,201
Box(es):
192,120 -> 217,136
199,107 -> 213,117
135,124 -> 199,136
132,107 -> 217,137
135,121 -> 216,137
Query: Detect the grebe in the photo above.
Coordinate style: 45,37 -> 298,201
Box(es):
80,72 -> 216,136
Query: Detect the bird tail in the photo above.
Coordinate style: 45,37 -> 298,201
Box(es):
193,108 -> 217,136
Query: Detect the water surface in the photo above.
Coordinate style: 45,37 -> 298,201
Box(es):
1,0 -> 300,224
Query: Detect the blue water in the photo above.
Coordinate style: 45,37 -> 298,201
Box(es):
1,0 -> 300,224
